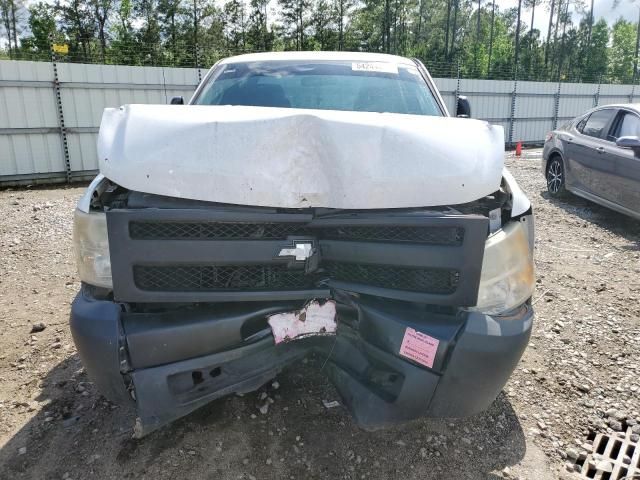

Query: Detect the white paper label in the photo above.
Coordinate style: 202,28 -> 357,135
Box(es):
268,300 -> 337,344
351,62 -> 399,74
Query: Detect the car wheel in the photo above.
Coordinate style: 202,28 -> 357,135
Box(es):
546,156 -> 566,197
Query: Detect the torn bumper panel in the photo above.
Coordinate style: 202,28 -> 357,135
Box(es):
70,287 -> 532,437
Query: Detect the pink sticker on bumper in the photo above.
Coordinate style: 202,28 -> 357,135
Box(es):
399,327 -> 439,368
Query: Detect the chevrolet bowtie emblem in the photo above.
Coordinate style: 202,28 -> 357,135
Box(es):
278,241 -> 314,261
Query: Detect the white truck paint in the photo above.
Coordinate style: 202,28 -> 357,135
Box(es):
98,104 -> 506,210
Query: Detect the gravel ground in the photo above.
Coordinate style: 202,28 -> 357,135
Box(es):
0,151 -> 638,479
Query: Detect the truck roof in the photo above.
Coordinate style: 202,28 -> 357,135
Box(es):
219,51 -> 418,66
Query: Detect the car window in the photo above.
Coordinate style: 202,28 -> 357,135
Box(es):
581,109 -> 616,138
194,61 -> 443,116
612,111 -> 640,139
575,115 -> 589,132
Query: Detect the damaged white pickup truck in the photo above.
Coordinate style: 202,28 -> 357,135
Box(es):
71,52 -> 535,437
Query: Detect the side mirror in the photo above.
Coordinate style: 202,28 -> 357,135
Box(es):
456,96 -> 471,118
170,96 -> 184,105
616,135 -> 640,151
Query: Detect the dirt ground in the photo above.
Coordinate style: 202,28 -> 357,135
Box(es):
0,151 -> 639,480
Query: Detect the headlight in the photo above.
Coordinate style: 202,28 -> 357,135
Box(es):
73,209 -> 112,289
470,218 -> 534,316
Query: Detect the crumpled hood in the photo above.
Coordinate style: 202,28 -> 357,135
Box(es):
98,104 -> 504,209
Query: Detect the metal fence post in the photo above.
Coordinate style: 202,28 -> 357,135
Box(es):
629,84 -> 636,103
593,75 -> 602,107
50,41 -> 72,183
454,62 -> 461,112
196,44 -> 202,84
508,67 -> 518,147
552,80 -> 562,130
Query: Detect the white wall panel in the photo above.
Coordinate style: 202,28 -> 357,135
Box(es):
0,60 -> 199,180
0,133 -> 64,175
513,119 -> 555,142
0,59 -> 52,81
515,94 -> 555,118
67,132 -> 99,172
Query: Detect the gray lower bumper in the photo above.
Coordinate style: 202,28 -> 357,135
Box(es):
70,287 -> 532,437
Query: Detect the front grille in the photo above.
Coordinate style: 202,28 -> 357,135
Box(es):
325,262 -> 459,294
133,265 -> 317,292
130,221 -> 463,245
110,208 -> 487,304
130,222 -> 310,240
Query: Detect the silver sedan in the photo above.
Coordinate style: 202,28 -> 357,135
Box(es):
542,104 -> 640,220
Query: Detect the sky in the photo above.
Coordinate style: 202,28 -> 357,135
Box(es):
495,0 -> 640,40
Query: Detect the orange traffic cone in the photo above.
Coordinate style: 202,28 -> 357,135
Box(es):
515,141 -> 522,157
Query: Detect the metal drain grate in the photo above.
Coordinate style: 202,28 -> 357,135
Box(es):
570,428 -> 640,479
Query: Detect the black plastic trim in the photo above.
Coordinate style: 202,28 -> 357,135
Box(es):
107,206 -> 488,305
123,303 -> 299,368
69,287 -> 130,404
70,289 -> 533,437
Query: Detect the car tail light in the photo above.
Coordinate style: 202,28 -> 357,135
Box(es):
545,132 -> 553,142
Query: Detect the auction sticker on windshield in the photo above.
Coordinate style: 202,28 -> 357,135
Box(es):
351,62 -> 399,74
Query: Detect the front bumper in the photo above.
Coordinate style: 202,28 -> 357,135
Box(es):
70,287 -> 533,437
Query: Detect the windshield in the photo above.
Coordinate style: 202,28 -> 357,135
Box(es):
193,60 -> 443,116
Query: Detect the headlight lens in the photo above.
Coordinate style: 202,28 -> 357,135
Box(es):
73,209 -> 112,289
470,219 -> 534,316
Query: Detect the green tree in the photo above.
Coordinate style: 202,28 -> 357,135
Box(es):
2,0 -> 638,84
334,0 -> 353,49
91,0 -> 113,61
310,0 -> 336,49
20,2 -> 58,58
224,0 -> 247,50
609,18 -> 636,82
589,19 -> 609,78
57,0 -> 97,61
157,0 -> 182,58
246,0 -> 271,50
109,0 -> 138,64
279,0 -> 310,49
134,0 -> 161,62
1,0 -> 25,58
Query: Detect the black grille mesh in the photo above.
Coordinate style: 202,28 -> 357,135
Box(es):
321,225 -> 463,245
133,263 -> 458,294
130,222 -> 311,240
130,221 -> 463,245
325,262 -> 459,294
133,265 -> 317,292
